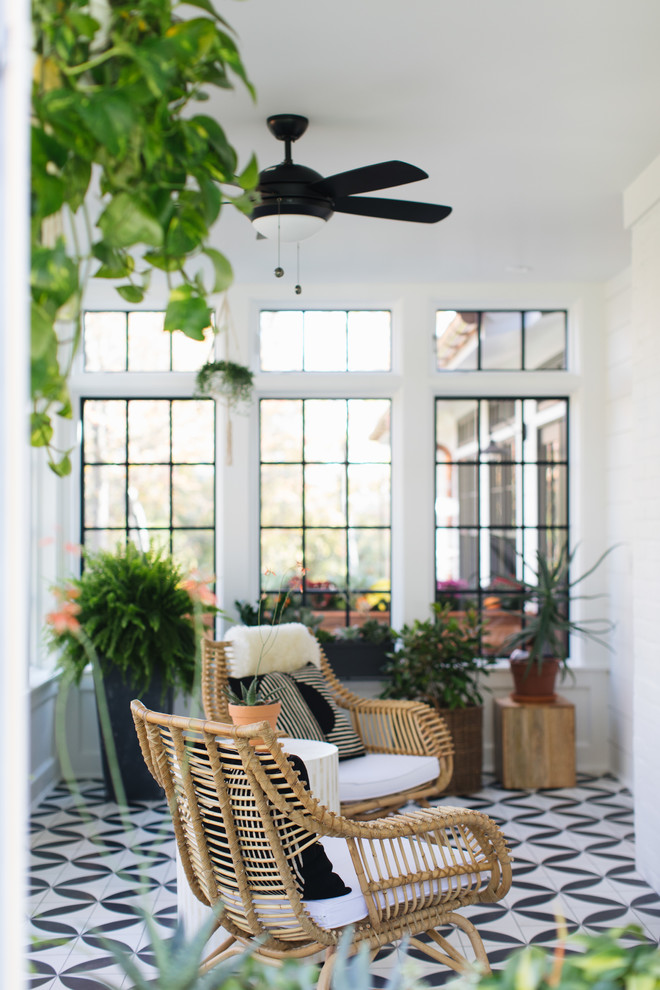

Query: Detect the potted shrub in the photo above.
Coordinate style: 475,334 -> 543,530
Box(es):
501,543 -> 615,702
47,543 -> 218,802
380,604 -> 495,793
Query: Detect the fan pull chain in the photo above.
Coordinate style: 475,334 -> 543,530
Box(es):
295,242 -> 302,295
274,199 -> 284,278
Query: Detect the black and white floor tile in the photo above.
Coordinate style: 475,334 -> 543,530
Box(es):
27,775 -> 660,989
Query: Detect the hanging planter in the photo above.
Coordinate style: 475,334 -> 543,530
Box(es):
195,359 -> 254,464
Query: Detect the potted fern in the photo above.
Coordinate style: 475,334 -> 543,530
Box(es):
47,543 -> 218,802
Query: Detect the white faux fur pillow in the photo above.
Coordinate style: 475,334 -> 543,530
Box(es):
224,622 -> 321,678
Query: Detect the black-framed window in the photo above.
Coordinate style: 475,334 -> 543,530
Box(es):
81,397 -> 216,576
435,397 -> 568,654
435,310 -> 567,371
259,398 -> 391,629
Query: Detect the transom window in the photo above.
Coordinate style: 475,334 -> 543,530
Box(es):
259,398 -> 391,629
83,310 -> 212,373
435,397 -> 568,654
436,310 -> 567,371
260,310 -> 391,372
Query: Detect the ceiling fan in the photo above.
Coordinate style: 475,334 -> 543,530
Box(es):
251,113 -> 452,242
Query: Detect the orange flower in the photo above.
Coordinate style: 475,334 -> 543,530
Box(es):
53,584 -> 81,603
181,578 -> 217,607
46,600 -> 81,634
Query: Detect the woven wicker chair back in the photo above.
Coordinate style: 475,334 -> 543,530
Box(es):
133,702 -> 326,941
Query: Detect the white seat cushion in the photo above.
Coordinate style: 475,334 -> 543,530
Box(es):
337,752 -> 440,803
306,834 -> 490,928
223,833 -> 490,931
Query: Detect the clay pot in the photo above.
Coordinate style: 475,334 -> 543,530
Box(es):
227,700 -> 282,743
509,657 -> 561,703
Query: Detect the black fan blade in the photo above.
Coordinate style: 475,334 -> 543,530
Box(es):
333,196 -> 452,224
311,161 -> 427,199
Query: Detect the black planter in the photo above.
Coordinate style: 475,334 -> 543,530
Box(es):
321,640 -> 391,679
96,669 -> 172,804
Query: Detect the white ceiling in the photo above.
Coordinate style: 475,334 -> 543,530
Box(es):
207,0 -> 660,286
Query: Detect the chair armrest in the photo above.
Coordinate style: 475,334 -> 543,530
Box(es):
343,806 -> 513,920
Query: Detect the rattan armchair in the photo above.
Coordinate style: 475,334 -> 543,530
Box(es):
131,701 -> 512,989
201,635 -> 455,817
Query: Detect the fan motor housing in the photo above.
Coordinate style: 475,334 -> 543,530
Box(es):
253,162 -> 335,223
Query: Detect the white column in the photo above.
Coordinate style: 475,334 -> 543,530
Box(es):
0,0 -> 30,984
623,152 -> 660,894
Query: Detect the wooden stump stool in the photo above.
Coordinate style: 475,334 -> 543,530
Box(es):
494,695 -> 576,789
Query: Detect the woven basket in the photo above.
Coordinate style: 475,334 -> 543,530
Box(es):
436,705 -> 483,795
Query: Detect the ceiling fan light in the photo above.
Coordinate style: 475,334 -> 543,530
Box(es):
252,212 -> 326,242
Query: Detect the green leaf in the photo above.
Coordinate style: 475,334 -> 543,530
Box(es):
164,207 -> 208,257
228,189 -> 259,217
61,156 -> 91,212
31,412 -> 54,447
97,192 -> 164,248
48,451 -> 72,477
179,0 -> 235,27
142,250 -> 180,272
31,241 -> 78,310
67,12 -> 99,39
92,242 -> 135,279
31,126 -> 68,169
31,301 -> 57,359
164,287 -> 211,340
116,284 -> 145,303
31,170 -> 65,220
77,91 -> 136,159
202,247 -> 233,292
237,152 -> 259,191
191,175 -> 222,226
188,114 -> 237,177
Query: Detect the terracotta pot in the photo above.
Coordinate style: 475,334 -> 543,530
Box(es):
227,700 -> 282,743
509,657 -> 561,703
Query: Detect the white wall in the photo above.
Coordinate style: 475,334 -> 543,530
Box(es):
624,153 -> 660,893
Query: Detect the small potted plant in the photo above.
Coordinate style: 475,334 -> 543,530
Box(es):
47,543 -> 218,802
501,543 -> 615,702
225,564 -> 309,731
380,603 -> 495,793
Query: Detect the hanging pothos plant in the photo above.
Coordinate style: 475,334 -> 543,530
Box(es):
31,0 -> 259,474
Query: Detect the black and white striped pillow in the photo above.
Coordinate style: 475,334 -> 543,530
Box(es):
289,664 -> 366,761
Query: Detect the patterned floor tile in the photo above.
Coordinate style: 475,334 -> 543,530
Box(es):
26,776 -> 660,987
